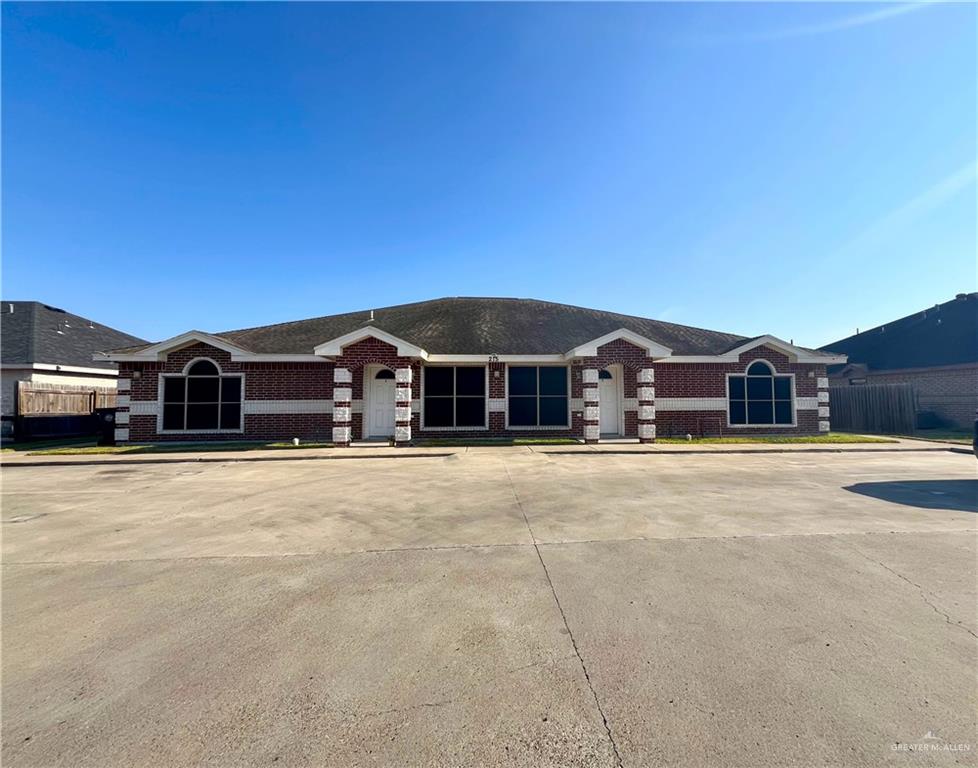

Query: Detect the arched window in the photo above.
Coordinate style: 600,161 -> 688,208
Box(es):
162,358 -> 243,432
728,361 -> 793,426
375,369 -> 395,380
598,369 -> 613,380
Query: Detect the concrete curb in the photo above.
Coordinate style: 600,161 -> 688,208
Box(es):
1,452 -> 456,469
537,447 -> 961,456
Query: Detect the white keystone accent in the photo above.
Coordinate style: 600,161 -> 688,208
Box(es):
396,368 -> 413,384
584,406 -> 599,421
332,426 -> 351,443
584,425 -> 600,441
817,391 -> 830,403
117,378 -> 131,392
334,368 -> 352,384
818,406 -> 830,418
115,411 -> 130,425
638,368 -> 655,384
817,377 -> 829,389
638,423 -> 656,439
396,386 -> 412,402
395,406 -> 411,422
637,386 -> 654,401
114,428 -> 129,442
638,405 -> 655,421
333,387 -> 352,402
818,420 -> 830,432
583,387 -> 599,402
395,425 -> 412,442
582,369 -> 599,384
333,407 -> 351,423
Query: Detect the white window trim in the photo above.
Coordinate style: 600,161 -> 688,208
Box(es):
157,359 -> 245,435
420,365 -> 489,431
725,359 -> 796,429
504,364 -> 572,430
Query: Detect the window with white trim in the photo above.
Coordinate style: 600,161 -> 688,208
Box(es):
508,366 -> 569,427
728,361 -> 792,425
162,359 -> 243,431
423,366 -> 486,427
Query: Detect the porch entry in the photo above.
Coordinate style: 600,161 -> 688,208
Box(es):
599,367 -> 622,436
366,367 -> 396,438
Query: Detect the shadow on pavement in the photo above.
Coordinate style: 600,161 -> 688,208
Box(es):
844,480 -> 978,513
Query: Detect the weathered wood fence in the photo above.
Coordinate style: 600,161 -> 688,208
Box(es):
16,381 -> 117,416
829,383 -> 917,435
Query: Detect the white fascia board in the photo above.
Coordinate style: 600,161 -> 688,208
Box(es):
27,363 -> 120,375
566,328 -> 673,359
229,354 -> 331,363
95,330 -> 251,362
313,326 -> 428,359
425,354 -> 566,363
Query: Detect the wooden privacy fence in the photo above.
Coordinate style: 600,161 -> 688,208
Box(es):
16,381 -> 117,416
829,383 -> 917,435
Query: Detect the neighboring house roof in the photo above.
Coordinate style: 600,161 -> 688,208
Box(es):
1,301 -> 147,370
820,293 -> 978,373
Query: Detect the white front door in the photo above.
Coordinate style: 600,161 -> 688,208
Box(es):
368,369 -> 396,437
599,369 -> 620,436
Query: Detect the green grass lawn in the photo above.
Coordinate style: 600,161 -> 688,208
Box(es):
888,429 -> 972,445
19,440 -> 334,456
656,433 -> 897,444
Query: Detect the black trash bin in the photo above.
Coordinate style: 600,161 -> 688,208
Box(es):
94,408 -> 117,446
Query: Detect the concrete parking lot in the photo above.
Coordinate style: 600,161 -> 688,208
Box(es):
2,448 -> 976,767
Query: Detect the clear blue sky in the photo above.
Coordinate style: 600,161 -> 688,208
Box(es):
3,2 -> 975,347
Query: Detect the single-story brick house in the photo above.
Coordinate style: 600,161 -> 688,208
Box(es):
97,297 -> 845,445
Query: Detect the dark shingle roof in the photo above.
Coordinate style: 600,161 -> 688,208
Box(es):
185,297 -> 750,356
1,301 -> 147,370
819,293 -> 978,371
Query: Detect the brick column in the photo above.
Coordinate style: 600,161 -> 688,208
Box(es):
817,376 -> 830,433
114,376 -> 131,444
582,368 -> 600,443
395,367 -> 413,445
332,368 -> 352,446
637,368 -> 656,443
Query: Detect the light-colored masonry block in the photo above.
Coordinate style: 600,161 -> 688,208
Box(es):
130,401 -> 158,416
583,386 -> 599,402
818,420 -> 830,432
396,368 -> 413,384
333,387 -> 352,402
584,406 -> 599,422
489,399 -> 506,412
637,386 -> 655,402
396,387 -> 412,402
584,425 -> 600,441
117,378 -> 131,392
582,369 -> 599,385
817,377 -> 829,389
818,406 -> 830,418
410,400 -> 421,413
395,425 -> 412,442
638,405 -> 656,421
638,423 -> 656,440
334,368 -> 352,384
115,411 -> 130,425
116,394 -> 131,407
818,391 -> 830,403
333,407 -> 351,423
114,428 -> 129,442
351,399 -> 363,414
655,398 -> 726,412
795,397 -> 818,410
395,406 -> 412,422
622,398 -> 638,411
332,426 -> 351,443
570,398 -> 584,411
638,368 -> 655,384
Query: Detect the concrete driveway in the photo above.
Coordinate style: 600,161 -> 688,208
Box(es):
2,449 -> 976,767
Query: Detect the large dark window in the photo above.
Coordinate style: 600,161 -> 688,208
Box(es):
728,361 -> 793,426
423,366 -> 486,428
162,359 -> 243,431
508,366 -> 569,427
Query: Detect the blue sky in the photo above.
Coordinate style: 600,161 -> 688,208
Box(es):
3,2 -> 975,347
